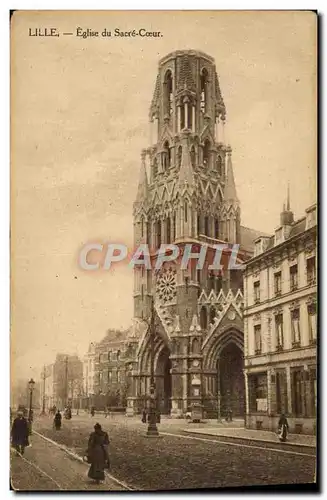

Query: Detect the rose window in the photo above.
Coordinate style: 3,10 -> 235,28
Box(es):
156,268 -> 177,304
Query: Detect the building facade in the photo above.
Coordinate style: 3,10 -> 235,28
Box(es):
124,50 -> 263,417
243,199 -> 317,434
83,330 -> 127,409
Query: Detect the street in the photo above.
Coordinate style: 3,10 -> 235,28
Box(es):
10,413 -> 316,491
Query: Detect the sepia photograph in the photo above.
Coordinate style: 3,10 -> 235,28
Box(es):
10,9 -> 317,492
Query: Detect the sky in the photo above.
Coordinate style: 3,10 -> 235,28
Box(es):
11,10 -> 317,382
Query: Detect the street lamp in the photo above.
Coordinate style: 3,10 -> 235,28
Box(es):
28,378 -> 35,432
146,297 -> 159,437
41,365 -> 47,416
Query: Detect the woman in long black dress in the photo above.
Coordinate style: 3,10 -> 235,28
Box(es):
87,423 -> 110,484
54,410 -> 62,430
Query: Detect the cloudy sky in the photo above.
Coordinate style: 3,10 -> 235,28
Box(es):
11,11 -> 316,381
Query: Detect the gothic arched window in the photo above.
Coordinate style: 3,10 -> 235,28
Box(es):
216,273 -> 223,293
164,70 -> 173,116
187,102 -> 193,129
192,338 -> 200,354
166,217 -> 171,244
177,146 -> 182,168
162,141 -> 170,170
156,220 -> 161,248
204,215 -> 209,236
117,350 -> 121,362
203,140 -> 210,167
184,201 -> 188,223
216,156 -> 222,176
214,218 -> 219,239
209,272 -> 215,290
190,145 -> 196,168
200,306 -> 208,330
200,68 -> 209,113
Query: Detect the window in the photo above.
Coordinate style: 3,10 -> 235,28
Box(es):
190,145 -> 196,168
203,140 -> 210,167
162,141 -> 170,170
192,338 -> 200,354
157,220 -> 161,248
308,301 -> 317,343
200,68 -> 208,113
164,70 -> 173,116
306,257 -> 316,285
204,216 -> 209,236
275,313 -> 284,349
117,370 -> 121,383
214,218 -> 219,239
276,370 -> 288,414
117,350 -> 121,362
254,324 -> 262,354
291,308 -> 301,345
291,369 -> 304,417
187,102 -> 193,129
172,213 -> 176,241
197,214 -> 201,235
166,217 -> 171,244
200,306 -> 207,330
184,202 -> 188,223
254,281 -> 260,304
290,264 -> 298,291
248,373 -> 267,413
108,370 -> 112,383
274,272 -> 282,296
177,146 -> 182,168
309,368 -> 317,417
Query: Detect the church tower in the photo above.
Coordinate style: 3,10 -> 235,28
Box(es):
129,51 -> 245,417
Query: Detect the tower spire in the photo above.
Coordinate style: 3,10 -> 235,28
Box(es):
178,131 -> 194,188
287,182 -> 290,211
135,149 -> 148,203
224,146 -> 238,203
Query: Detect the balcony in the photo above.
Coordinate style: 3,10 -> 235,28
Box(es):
255,349 -> 262,355
290,283 -> 298,292
254,297 -> 260,305
275,289 -> 282,297
291,341 -> 301,349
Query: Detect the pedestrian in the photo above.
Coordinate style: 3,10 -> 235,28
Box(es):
90,406 -> 95,417
278,413 -> 289,442
104,406 -> 108,418
141,408 -> 147,423
54,410 -> 62,430
11,410 -> 29,456
86,423 -> 110,484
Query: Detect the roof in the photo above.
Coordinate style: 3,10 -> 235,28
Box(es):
240,226 -> 270,253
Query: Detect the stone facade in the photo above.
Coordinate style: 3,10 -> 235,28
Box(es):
243,200 -> 317,434
125,50 -> 263,418
84,330 -> 127,409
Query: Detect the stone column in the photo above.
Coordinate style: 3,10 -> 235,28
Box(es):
192,106 -> 195,132
184,101 -> 188,130
244,370 -> 249,415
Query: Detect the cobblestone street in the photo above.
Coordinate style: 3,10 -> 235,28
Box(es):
11,414 -> 314,491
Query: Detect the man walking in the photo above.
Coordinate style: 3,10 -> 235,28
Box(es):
11,410 -> 29,455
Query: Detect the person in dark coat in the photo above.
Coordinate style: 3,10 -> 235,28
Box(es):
278,413 -> 289,442
141,409 -> 147,423
11,411 -> 29,455
54,410 -> 62,430
90,406 -> 95,417
87,423 -> 110,484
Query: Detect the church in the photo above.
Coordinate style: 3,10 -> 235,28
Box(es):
122,49 -> 264,418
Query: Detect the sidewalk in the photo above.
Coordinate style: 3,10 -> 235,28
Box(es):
183,426 -> 316,448
10,431 -> 128,491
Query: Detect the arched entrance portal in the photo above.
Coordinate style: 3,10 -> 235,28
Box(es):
218,343 -> 244,418
155,347 -> 172,415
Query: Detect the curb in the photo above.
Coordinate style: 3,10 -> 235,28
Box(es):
33,431 -> 134,491
183,429 -> 316,449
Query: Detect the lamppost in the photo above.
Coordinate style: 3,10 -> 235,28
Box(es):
28,378 -> 35,433
146,297 -> 159,437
